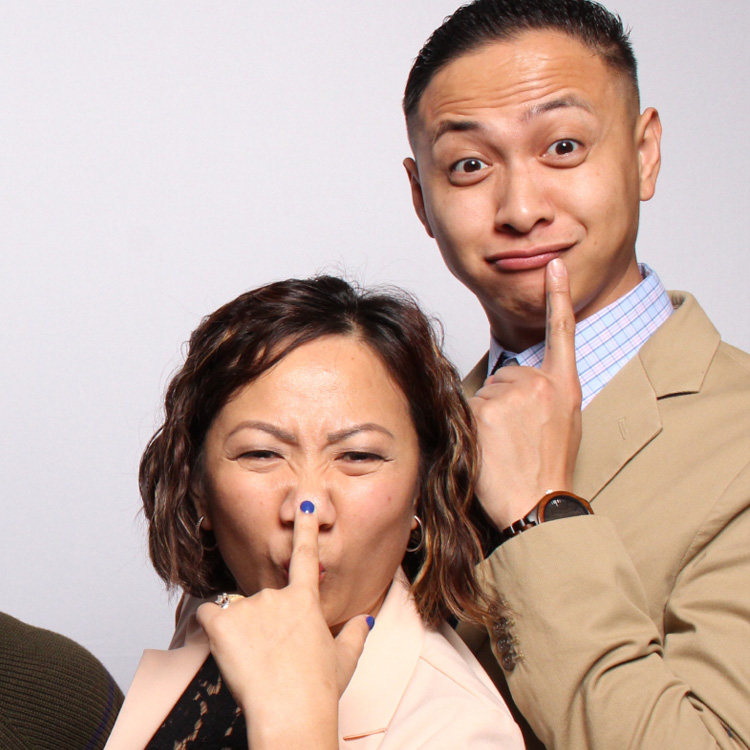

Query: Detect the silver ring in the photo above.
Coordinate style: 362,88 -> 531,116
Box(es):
214,592 -> 242,609
215,593 -> 232,609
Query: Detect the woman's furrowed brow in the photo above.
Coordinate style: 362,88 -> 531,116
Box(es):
326,424 -> 395,443
226,420 -> 297,444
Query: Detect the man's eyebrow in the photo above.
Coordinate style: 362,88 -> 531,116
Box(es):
432,119 -> 485,145
327,424 -> 395,443
430,96 -> 592,145
525,96 -> 593,121
227,420 -> 297,444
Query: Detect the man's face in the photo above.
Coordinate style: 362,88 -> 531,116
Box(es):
405,30 -> 661,352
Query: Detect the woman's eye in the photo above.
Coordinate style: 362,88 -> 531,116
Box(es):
238,450 -> 279,460
450,157 -> 488,174
546,139 -> 581,157
340,451 -> 384,462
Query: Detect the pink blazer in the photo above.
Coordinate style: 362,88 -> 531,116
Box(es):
106,570 -> 522,749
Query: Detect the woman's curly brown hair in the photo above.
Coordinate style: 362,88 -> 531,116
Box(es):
140,275 -> 499,628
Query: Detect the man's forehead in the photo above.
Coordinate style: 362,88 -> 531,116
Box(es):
414,30 -> 624,137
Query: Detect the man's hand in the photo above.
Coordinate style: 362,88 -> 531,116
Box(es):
470,259 -> 582,530
196,501 -> 372,749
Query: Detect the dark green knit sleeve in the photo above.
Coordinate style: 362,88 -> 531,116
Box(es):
0,612 -> 124,750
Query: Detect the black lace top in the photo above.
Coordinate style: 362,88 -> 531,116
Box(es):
145,655 -> 248,750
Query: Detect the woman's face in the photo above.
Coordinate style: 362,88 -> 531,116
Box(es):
200,334 -> 421,631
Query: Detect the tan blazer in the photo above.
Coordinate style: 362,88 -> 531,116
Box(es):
106,570 -> 523,749
460,292 -> 750,749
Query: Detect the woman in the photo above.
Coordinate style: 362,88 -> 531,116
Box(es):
106,276 -> 522,749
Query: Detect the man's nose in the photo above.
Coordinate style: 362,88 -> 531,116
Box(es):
494,164 -> 554,235
279,475 -> 336,529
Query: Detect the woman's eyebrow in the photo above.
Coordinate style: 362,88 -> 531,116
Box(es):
327,424 -> 395,443
226,420 -> 297,444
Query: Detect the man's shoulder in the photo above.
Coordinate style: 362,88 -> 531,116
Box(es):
652,291 -> 750,386
714,338 -> 750,374
0,611 -> 105,670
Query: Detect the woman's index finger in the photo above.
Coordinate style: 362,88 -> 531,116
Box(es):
288,500 -> 321,590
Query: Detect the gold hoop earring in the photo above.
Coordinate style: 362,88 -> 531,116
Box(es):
406,515 -> 425,553
196,514 -> 219,553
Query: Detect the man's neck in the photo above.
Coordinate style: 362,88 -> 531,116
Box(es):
489,323 -> 544,355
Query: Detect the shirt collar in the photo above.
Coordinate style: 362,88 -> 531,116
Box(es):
488,264 -> 673,408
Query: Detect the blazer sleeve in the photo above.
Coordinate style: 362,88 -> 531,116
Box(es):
484,461 -> 750,750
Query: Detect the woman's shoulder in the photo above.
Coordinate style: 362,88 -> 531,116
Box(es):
384,624 -> 524,747
421,621 -> 506,706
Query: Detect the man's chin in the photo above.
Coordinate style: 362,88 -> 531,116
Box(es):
484,298 -> 548,351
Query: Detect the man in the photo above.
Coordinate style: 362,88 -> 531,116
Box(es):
0,611 -> 123,749
403,1 -> 750,748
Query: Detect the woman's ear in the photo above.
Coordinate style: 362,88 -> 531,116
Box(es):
191,482 -> 214,532
197,510 -> 213,532
191,456 -> 214,530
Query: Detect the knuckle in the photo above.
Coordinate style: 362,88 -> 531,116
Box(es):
551,315 -> 575,336
529,375 -> 553,398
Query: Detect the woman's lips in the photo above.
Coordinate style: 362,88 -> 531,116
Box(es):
488,245 -> 572,272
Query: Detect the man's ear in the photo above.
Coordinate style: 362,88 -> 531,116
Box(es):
636,107 -> 662,201
403,157 -> 435,238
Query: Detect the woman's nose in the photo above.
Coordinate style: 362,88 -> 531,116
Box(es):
279,478 -> 336,529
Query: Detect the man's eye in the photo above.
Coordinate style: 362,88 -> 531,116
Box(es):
450,157 -> 488,173
546,140 -> 580,156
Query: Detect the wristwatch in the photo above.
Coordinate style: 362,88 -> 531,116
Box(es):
499,490 -> 593,543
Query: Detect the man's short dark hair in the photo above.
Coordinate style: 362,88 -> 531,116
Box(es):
404,0 -> 638,131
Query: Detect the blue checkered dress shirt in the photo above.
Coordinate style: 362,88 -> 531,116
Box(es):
488,265 -> 674,409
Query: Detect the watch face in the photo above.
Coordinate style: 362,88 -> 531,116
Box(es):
541,495 -> 591,521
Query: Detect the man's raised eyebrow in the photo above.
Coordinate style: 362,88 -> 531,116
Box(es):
525,96 -> 593,121
227,420 -> 297,444
327,423 -> 395,443
432,119 -> 485,145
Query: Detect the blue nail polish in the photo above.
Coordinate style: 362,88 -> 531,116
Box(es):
300,500 -> 315,514
366,615 -> 375,630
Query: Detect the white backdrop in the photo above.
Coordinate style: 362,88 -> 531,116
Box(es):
1,1 -> 748,690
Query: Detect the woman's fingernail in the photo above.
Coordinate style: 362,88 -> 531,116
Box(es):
300,500 -> 315,514
366,615 -> 375,630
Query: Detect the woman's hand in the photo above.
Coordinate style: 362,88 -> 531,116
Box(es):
196,500 -> 373,750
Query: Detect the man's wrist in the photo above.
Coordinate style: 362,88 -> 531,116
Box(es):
499,491 -> 593,543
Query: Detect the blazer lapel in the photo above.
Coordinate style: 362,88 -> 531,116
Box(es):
338,570 -> 425,743
573,355 -> 662,501
462,353 -> 489,398
461,293 -> 720,505
574,292 -> 719,502
104,641 -> 209,750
